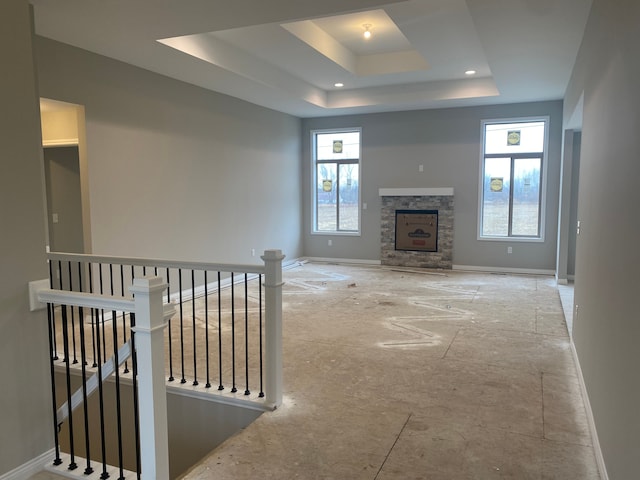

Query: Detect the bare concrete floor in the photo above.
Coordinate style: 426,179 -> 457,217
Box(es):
31,262 -> 598,480
177,262 -> 600,480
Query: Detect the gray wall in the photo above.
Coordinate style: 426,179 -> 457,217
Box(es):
35,37 -> 303,265
565,0 -> 640,477
302,101 -> 563,270
0,0 -> 53,474
44,146 -> 85,253
567,132 -> 581,277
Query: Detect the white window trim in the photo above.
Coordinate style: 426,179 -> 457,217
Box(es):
477,116 -> 550,243
311,127 -> 362,236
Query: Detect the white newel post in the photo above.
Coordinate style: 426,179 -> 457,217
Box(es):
129,276 -> 171,480
261,249 -> 285,408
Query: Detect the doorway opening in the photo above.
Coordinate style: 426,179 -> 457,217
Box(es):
40,98 -> 91,253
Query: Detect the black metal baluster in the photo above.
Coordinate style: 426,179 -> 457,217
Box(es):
61,305 -> 78,471
48,260 -> 59,361
46,299 -> 63,466
179,269 -> 186,384
76,263 -> 93,473
120,265 -> 129,374
67,262 -> 79,364
259,273 -> 264,398
130,312 -> 142,480
191,269 -> 198,386
93,307 -> 109,480
204,271 -> 211,388
57,260 -> 64,363
89,263 -> 98,368
111,308 -> 125,480
166,268 -> 174,382
217,271 -> 223,391
244,273 -> 250,396
78,304 -> 94,475
99,264 -> 107,366
109,265 -> 115,337
77,263 -> 88,367
231,273 -> 237,393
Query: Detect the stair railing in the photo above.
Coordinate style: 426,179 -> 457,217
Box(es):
36,249 -> 284,479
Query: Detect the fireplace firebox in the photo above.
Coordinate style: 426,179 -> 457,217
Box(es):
395,210 -> 438,252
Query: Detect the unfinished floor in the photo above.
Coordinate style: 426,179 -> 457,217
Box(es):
31,262 -> 597,480
179,262 -> 599,480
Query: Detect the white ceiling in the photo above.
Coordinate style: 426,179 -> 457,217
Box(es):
30,0 -> 593,118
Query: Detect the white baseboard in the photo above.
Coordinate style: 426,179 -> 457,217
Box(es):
570,341 -> 609,480
452,264 -> 555,276
0,448 -> 54,480
298,259 -> 555,275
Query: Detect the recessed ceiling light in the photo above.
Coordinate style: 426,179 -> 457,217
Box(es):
465,70 -> 477,75
334,83 -> 344,88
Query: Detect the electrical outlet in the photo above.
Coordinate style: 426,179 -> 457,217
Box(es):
419,164 -> 424,172
507,246 -> 513,254
328,239 -> 333,246
251,248 -> 256,257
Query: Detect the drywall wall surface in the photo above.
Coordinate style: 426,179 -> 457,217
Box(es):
567,132 -> 581,277
302,101 -> 563,270
565,0 -> 640,477
41,107 -> 78,145
44,146 -> 85,253
0,0 -> 53,474
35,37 -> 302,265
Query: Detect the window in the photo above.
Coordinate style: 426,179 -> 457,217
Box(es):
312,129 -> 361,234
479,119 -> 548,239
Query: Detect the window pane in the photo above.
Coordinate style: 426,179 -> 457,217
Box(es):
512,158 -> 541,236
482,157 -> 511,236
316,163 -> 337,231
338,163 -> 359,231
316,131 -> 360,160
485,122 -> 545,154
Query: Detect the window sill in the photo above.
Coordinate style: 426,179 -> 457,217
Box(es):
478,235 -> 545,243
312,231 -> 361,237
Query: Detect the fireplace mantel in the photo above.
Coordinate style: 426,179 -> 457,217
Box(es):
379,187 -> 454,197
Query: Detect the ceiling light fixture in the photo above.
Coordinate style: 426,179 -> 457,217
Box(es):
465,70 -> 477,75
363,24 -> 372,39
334,83 -> 344,88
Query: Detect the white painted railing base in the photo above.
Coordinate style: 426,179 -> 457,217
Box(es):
44,453 -> 136,480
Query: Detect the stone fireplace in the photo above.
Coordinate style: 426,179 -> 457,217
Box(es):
379,188 -> 454,269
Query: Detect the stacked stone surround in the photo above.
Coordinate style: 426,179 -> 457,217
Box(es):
380,193 -> 454,269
